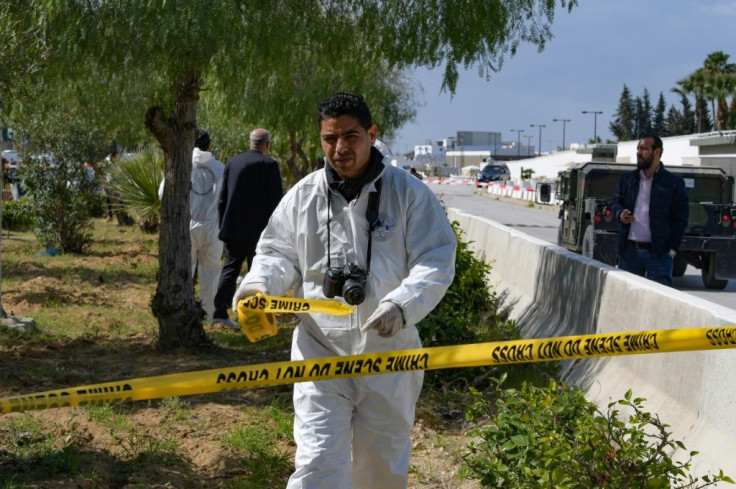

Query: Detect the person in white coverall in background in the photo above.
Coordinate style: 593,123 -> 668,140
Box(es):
160,129 -> 225,321
232,92 -> 457,488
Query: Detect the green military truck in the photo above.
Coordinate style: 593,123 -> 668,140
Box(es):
550,160 -> 736,289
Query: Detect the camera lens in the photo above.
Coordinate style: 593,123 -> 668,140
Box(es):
342,279 -> 365,305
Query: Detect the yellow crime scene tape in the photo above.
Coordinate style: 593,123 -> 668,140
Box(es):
2,319 -> 736,414
236,293 -> 355,342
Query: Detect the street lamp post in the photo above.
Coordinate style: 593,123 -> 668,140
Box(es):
552,118 -> 571,151
510,129 -> 524,158
530,124 -> 546,156
524,135 -> 533,156
581,110 -> 603,144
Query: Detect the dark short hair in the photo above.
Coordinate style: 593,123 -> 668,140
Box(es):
640,134 -> 663,151
318,92 -> 373,130
195,129 -> 210,151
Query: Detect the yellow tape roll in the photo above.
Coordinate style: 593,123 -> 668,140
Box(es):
236,293 -> 356,342
237,293 -> 278,342
2,326 -> 735,414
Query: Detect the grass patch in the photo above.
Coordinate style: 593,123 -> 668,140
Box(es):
222,399 -> 294,488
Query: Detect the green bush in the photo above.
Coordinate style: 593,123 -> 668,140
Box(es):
417,220 -> 496,348
416,219 -> 542,388
1,196 -> 35,231
463,375 -> 734,488
15,112 -> 108,253
85,191 -> 107,218
103,148 -> 163,233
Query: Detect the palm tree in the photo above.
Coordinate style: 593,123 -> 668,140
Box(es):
674,71 -> 711,133
701,51 -> 736,131
708,73 -> 735,131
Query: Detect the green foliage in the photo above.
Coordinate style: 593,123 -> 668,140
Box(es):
18,112 -> 107,253
103,148 -> 163,232
1,196 -> 35,231
417,220 -> 495,348
416,219 -> 536,388
610,84 -> 636,141
0,0 -> 46,115
463,375 -> 734,488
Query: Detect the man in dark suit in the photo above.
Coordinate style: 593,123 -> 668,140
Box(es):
212,128 -> 283,327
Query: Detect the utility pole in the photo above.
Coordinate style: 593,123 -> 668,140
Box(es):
553,118 -> 571,151
530,124 -> 546,156
582,110 -> 603,143
510,129 -> 524,158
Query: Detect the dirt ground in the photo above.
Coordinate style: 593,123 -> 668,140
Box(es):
0,225 -> 481,489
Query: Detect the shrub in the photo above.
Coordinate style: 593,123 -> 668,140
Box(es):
463,375 -> 734,488
1,196 -> 35,232
417,220 -> 496,348
416,219 -> 541,388
85,191 -> 107,218
22,154 -> 101,253
15,112 -> 108,253
103,148 -> 163,233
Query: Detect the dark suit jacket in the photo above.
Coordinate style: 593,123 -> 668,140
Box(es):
611,164 -> 689,257
218,149 -> 283,243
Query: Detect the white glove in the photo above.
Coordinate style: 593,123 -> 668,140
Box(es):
361,302 -> 405,337
232,282 -> 267,312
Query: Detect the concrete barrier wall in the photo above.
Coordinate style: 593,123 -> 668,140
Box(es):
447,207 -> 736,480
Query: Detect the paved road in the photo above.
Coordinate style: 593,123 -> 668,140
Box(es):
431,182 -> 736,311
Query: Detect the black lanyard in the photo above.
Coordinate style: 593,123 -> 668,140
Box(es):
326,179 -> 382,272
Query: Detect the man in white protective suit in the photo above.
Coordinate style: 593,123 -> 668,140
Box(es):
161,129 -> 225,321
232,92 -> 457,488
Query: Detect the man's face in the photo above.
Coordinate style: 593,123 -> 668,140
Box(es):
636,137 -> 660,170
320,115 -> 377,180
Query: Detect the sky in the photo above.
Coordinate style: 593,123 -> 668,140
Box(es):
389,0 -> 736,156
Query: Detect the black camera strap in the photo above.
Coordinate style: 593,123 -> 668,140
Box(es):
326,179 -> 381,273
365,179 -> 381,273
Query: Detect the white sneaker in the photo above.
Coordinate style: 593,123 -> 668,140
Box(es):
212,317 -> 240,330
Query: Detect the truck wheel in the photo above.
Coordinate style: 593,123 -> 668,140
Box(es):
582,225 -> 594,258
672,256 -> 688,277
702,254 -> 728,289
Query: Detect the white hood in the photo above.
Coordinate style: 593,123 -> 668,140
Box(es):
190,148 -> 224,223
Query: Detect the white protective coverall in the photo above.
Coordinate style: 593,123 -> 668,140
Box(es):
185,148 -> 224,320
237,160 -> 456,488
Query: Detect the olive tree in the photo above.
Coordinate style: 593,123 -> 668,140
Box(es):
1,0 -> 577,350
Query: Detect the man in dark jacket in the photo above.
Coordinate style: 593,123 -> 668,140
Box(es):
611,134 -> 689,286
212,128 -> 283,327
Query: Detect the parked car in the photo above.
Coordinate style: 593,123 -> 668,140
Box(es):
475,163 -> 510,186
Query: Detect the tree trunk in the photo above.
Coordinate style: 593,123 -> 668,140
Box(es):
285,130 -> 319,182
286,131 -> 307,182
717,98 -> 728,131
146,71 -> 207,350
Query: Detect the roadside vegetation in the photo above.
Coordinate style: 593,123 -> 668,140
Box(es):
0,213 -> 731,488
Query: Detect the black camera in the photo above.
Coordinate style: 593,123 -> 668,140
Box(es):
322,264 -> 368,305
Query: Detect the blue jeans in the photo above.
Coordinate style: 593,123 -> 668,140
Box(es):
618,242 -> 673,287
